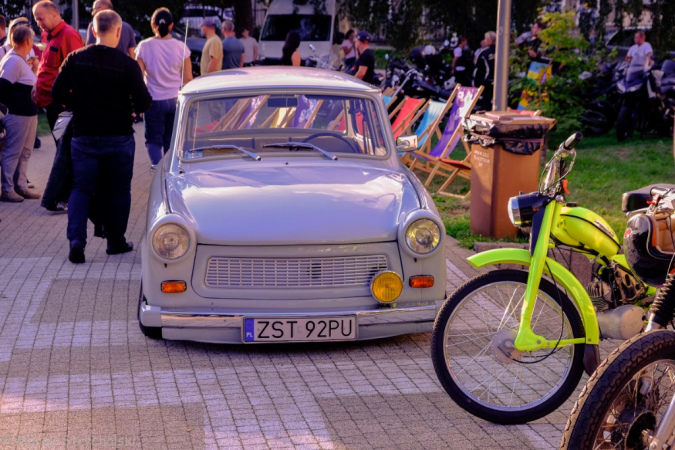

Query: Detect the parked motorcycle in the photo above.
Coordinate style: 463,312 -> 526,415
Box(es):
384,43 -> 454,102
430,133 -> 657,425
562,185 -> 675,450
615,59 -> 674,141
305,44 -> 342,71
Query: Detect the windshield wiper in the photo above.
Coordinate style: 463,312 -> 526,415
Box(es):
184,145 -> 261,161
263,142 -> 338,160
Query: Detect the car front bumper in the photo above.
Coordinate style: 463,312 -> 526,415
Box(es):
139,300 -> 441,344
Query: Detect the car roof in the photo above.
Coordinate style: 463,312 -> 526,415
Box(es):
181,67 -> 380,95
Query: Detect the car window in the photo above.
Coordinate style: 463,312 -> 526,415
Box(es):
182,94 -> 388,158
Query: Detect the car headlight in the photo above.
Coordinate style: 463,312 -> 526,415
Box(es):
152,224 -> 190,259
405,219 -> 441,255
508,193 -> 549,227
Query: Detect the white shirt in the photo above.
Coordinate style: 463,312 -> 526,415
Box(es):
135,37 -> 190,101
627,42 -> 653,68
240,37 -> 258,64
0,44 -> 36,61
341,39 -> 356,59
0,49 -> 36,86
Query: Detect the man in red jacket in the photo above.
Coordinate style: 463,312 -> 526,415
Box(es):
32,0 -> 82,134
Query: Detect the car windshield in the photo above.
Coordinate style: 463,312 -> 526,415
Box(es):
180,94 -> 388,159
261,15 -> 331,41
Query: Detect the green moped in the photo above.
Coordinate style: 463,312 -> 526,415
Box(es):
430,133 -> 656,424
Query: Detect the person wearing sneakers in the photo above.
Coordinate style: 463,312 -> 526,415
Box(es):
0,25 -> 41,203
51,10 -> 151,264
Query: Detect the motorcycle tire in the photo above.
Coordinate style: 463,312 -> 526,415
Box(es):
561,330 -> 675,450
431,269 -> 586,425
616,104 -> 635,141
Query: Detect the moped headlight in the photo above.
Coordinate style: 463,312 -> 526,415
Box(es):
508,193 -> 549,228
405,219 -> 441,255
152,224 -> 190,259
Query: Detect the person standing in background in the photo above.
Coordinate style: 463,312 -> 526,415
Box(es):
281,31 -> 301,67
0,26 -> 40,203
221,20 -> 244,70
353,31 -> 375,84
240,27 -> 258,67
0,16 -> 7,46
452,36 -> 472,87
85,0 -> 136,58
200,18 -> 222,75
341,29 -> 356,70
32,0 -> 82,133
474,31 -> 496,111
52,10 -> 152,263
626,31 -> 653,69
135,8 -> 192,169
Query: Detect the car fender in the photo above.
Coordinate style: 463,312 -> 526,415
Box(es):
467,248 -> 600,345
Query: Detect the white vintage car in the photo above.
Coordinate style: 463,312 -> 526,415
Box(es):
138,67 -> 447,344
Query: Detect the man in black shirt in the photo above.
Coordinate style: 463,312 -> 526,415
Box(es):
353,31 -> 375,85
474,31 -> 496,111
51,10 -> 152,264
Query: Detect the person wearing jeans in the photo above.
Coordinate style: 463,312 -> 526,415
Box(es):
51,10 -> 151,263
68,135 -> 134,249
144,98 -> 176,165
135,8 -> 192,167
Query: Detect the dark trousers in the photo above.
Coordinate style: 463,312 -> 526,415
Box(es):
479,82 -> 494,111
145,98 -> 176,165
67,134 -> 135,249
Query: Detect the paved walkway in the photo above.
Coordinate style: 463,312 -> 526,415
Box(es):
0,126 -> 584,449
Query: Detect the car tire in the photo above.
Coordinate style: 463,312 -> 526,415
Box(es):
138,283 -> 163,340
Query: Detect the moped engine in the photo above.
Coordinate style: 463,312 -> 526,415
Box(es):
586,263 -> 647,311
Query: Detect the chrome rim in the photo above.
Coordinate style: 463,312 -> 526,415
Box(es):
591,360 -> 675,450
443,280 -> 575,412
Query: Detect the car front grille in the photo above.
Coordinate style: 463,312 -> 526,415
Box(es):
205,255 -> 388,288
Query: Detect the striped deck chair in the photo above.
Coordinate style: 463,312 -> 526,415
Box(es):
403,86 -> 458,162
400,94 -> 456,166
391,97 -> 429,139
406,86 -> 483,194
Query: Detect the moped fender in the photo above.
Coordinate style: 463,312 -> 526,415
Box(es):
467,248 -> 600,345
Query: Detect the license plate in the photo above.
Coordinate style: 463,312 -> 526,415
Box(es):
243,317 -> 357,342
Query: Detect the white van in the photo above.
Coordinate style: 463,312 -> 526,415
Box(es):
259,0 -> 344,64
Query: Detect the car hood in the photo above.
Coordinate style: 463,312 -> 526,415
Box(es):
165,161 -> 422,245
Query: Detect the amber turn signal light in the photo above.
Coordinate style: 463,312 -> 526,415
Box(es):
409,276 -> 434,289
161,281 -> 187,293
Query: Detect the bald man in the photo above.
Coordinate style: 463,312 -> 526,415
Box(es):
85,0 -> 136,58
32,0 -> 82,132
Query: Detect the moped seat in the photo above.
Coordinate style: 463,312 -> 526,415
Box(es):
622,184 -> 675,213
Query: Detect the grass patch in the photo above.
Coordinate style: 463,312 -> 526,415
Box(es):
37,112 -> 50,137
415,134 -> 675,249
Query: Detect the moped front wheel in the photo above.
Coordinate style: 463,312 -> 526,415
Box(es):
431,269 -> 585,424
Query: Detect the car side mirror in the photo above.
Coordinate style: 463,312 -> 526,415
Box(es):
396,135 -> 418,152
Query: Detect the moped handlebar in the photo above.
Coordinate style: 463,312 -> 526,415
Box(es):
560,132 -> 584,152
651,186 -> 673,197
